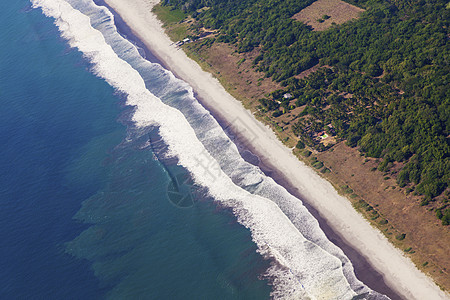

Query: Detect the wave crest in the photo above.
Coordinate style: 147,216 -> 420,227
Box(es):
31,0 -> 389,298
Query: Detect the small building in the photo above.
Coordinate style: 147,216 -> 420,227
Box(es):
315,131 -> 327,139
283,93 -> 293,99
183,38 -> 191,43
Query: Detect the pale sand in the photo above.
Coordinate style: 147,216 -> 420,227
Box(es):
103,0 -> 449,299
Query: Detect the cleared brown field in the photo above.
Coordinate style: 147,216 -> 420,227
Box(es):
293,0 -> 365,31
315,143 -> 450,290
185,42 -> 282,109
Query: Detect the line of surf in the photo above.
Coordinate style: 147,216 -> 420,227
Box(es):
70,3 -> 388,299
98,0 -> 450,299
31,0 -> 390,298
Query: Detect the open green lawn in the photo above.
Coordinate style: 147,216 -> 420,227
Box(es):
152,4 -> 186,25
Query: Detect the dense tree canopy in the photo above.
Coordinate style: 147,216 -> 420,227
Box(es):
163,0 -> 449,213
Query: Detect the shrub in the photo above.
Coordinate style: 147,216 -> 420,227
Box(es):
346,134 -> 361,147
296,140 -> 305,149
302,150 -> 312,157
358,200 -> 369,208
341,185 -> 353,194
437,208 -> 450,225
313,161 -> 324,169
379,219 -> 388,225
420,199 -> 430,206
396,233 -> 406,240
321,167 -> 330,174
275,125 -> 283,132
405,187 -> 414,194
272,110 -> 283,117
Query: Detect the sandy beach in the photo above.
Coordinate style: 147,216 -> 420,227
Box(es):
102,0 -> 449,299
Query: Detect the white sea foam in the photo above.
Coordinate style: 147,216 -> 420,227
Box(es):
31,0 -> 389,298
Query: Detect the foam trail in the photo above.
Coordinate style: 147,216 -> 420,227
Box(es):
31,0 -> 389,298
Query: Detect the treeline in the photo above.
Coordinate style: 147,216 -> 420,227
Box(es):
162,0 -> 449,218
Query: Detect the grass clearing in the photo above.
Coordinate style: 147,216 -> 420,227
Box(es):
152,5 -> 188,41
293,0 -> 365,31
168,25 -> 188,41
152,5 -> 186,25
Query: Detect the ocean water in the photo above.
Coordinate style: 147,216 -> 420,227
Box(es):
1,0 -> 391,299
0,1 -> 270,299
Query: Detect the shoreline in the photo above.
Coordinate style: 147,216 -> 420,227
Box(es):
100,0 -> 449,299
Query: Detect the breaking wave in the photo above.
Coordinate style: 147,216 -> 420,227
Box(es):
31,0 -> 389,298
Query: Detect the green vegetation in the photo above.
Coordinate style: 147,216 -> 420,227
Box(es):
341,185 -> 354,194
169,26 -> 189,41
317,14 -> 331,23
152,4 -> 186,24
313,161 -> 324,169
321,167 -> 331,174
162,0 -> 449,221
436,207 -> 450,225
302,149 -> 312,157
296,140 -> 305,149
379,219 -> 388,225
152,5 -> 189,40
396,233 -> 406,240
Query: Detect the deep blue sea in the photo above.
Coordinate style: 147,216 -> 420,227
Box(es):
0,1 -> 271,298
